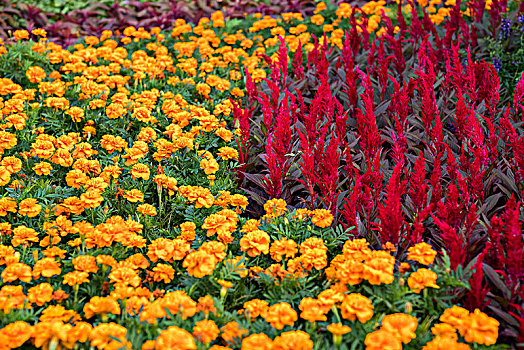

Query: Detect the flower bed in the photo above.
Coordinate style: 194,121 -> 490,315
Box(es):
0,1 -> 521,349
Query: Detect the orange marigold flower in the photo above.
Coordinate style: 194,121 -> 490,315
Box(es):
131,163 -> 150,180
336,259 -> 364,285
242,299 -> 269,319
18,198 -> 42,217
80,189 -> 104,209
202,213 -> 233,237
263,198 -> 287,217
240,230 -> 270,257
137,203 -> 157,216
33,162 -> 53,175
408,268 -> 440,293
32,257 -> 61,279
380,313 -> 419,344
264,302 -> 297,330
65,106 -> 85,122
197,295 -> 217,316
155,326 -> 196,349
108,266 -> 141,287
11,225 -> 39,247
421,336 -> 471,350
0,321 -> 33,348
83,296 -> 121,319
90,323 -> 129,350
217,146 -> 238,160
1,262 -> 32,283
299,297 -> 328,322
63,271 -> 90,286
327,322 -> 352,335
152,263 -> 175,283
270,238 -> 298,262
241,333 -> 272,350
439,305 -> 469,334
340,293 -> 374,323
193,319 -> 220,344
73,255 -> 98,273
0,197 -> 17,216
1,156 -> 22,174
13,29 -> 30,41
272,331 -> 313,350
28,283 -> 54,306
342,238 -> 372,261
311,208 -> 334,228
365,329 -> 402,350
26,66 -> 46,83
183,250 -> 216,278
461,309 -> 499,345
221,321 -> 248,344
362,251 -> 395,285
124,189 -> 144,203
407,242 -> 437,265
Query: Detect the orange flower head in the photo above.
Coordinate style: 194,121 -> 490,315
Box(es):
408,268 -> 440,293
264,302 -> 297,330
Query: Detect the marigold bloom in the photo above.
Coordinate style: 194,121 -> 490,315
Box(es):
270,238 -> 298,262
32,257 -> 61,279
408,268 -> 440,293
365,329 -> 402,350
272,331 -> 313,350
243,299 -> 269,319
407,242 -> 437,265
1,156 -> 22,174
0,197 -> 17,216
83,296 -> 121,319
240,230 -> 270,257
134,203 -> 155,216
1,321 -> 33,347
65,106 -> 85,122
28,283 -> 54,306
381,313 -> 418,344
202,213 -> 232,236
108,266 -> 141,287
90,323 -> 129,350
421,336 -> 471,350
336,259 -> 364,285
80,189 -> 104,209
299,297 -> 328,322
264,198 -> 287,217
264,302 -> 298,330
193,319 -> 219,344
340,293 -> 374,323
311,209 -> 334,228
327,323 -> 352,335
241,333 -> 272,350
183,250 -> 216,278
221,321 -> 248,344
11,225 -> 39,247
63,271 -> 90,286
18,198 -> 42,217
152,263 -> 175,283
70,254 -> 96,273
13,29 -> 30,41
363,251 -> 395,285
1,262 -> 32,283
197,295 -> 217,315
124,189 -> 144,203
26,66 -> 46,83
461,309 -> 499,345
33,162 -> 53,175
131,163 -> 151,180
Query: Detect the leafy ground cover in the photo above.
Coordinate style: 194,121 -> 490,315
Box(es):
0,0 -> 522,349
